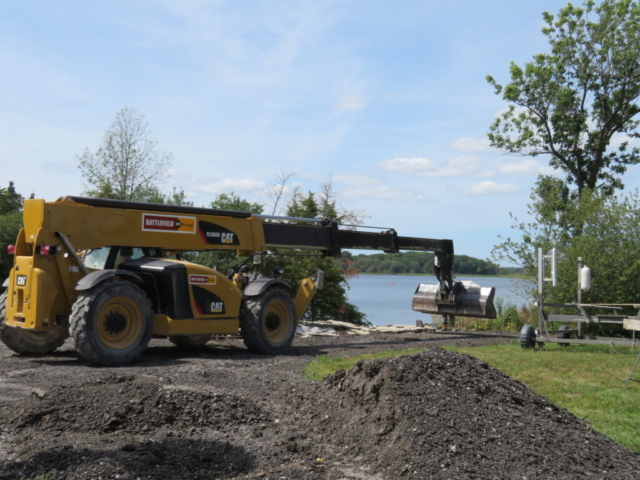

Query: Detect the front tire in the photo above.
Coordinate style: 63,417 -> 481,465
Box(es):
519,324 -> 535,349
240,288 -> 296,354
70,279 -> 153,366
0,291 -> 69,354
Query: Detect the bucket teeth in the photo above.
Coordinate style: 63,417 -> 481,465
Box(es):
412,282 -> 497,319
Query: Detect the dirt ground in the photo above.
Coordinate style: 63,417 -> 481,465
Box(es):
0,330 -> 638,479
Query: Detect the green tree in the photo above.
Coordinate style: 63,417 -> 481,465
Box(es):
207,192 -> 263,213
263,189 -> 367,325
493,180 -> 640,331
78,107 -> 173,202
487,0 -> 640,197
0,182 -> 28,280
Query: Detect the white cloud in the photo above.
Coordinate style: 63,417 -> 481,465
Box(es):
461,181 -> 518,196
332,173 -> 380,185
343,185 -> 426,203
200,178 -> 267,194
337,94 -> 366,111
497,159 -> 556,176
380,156 -> 477,177
447,136 -> 491,153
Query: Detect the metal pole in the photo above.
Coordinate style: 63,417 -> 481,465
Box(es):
577,257 -> 583,338
625,351 -> 640,388
538,248 -> 545,336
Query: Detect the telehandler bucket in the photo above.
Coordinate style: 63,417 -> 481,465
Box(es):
412,281 -> 497,319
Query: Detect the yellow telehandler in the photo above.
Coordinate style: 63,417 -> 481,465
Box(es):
0,196 -> 495,365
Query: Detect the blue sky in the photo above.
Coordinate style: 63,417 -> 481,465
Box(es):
2,1 -> 639,261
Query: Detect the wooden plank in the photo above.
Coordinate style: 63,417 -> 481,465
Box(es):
623,319 -> 640,332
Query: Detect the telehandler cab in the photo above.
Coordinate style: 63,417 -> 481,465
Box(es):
0,196 -> 496,365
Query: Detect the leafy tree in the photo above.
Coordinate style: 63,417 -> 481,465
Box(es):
262,190 -> 367,324
78,107 -> 173,202
162,187 -> 194,207
137,186 -> 194,206
493,181 -> 640,333
207,192 -> 263,214
0,182 -> 24,215
487,0 -> 640,197
0,182 -> 29,280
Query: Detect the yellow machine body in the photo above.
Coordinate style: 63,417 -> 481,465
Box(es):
1,195 -> 488,365
4,196 -> 322,338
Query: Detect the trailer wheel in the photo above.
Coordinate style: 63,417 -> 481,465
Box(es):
70,279 -> 153,366
169,334 -> 212,350
519,325 -> 535,349
0,291 -> 69,354
558,325 -> 571,347
240,288 -> 296,354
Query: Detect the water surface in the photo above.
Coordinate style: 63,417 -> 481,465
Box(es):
346,275 -> 534,326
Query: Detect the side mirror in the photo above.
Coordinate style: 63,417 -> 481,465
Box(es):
253,253 -> 262,265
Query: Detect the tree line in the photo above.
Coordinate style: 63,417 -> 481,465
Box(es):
344,251 -> 523,276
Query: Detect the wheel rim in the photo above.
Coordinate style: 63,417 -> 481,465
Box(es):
96,296 -> 143,350
263,299 -> 292,345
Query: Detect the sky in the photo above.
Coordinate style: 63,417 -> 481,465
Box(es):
2,0 -> 639,261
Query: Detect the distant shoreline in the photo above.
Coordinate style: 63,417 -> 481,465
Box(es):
355,273 -> 527,279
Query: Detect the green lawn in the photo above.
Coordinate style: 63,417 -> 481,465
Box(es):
304,342 -> 640,452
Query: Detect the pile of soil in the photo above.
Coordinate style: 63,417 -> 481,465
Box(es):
1,338 -> 639,479
290,348 -> 640,479
5,374 -> 269,435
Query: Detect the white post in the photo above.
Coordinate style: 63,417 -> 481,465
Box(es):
538,248 -> 544,295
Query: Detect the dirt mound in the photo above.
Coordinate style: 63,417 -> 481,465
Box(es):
0,438 -> 255,480
292,348 -> 640,479
2,343 -> 639,479
3,374 -> 270,435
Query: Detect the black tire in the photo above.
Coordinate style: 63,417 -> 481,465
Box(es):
169,334 -> 212,350
0,291 -> 69,354
70,279 -> 153,366
558,325 -> 571,347
240,288 -> 296,354
519,324 -> 535,349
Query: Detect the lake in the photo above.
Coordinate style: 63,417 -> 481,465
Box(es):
346,274 -> 534,326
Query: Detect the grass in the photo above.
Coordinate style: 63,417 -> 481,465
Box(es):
303,342 -> 640,452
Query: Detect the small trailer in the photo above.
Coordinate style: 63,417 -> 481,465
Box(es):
519,248 -> 640,349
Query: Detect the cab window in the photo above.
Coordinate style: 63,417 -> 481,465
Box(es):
83,248 -> 110,269
115,247 -> 146,267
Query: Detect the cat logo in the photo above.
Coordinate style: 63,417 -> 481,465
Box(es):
16,275 -> 27,287
211,301 -> 224,313
221,233 -> 235,244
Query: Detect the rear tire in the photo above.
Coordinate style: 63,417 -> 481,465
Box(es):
0,291 -> 69,354
558,325 -> 571,347
240,288 -> 296,354
519,324 -> 535,349
169,334 -> 212,350
70,279 -> 153,366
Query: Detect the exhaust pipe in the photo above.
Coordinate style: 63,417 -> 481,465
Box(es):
412,281 -> 497,319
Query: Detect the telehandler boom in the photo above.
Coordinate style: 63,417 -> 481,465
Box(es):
0,196 -> 495,365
